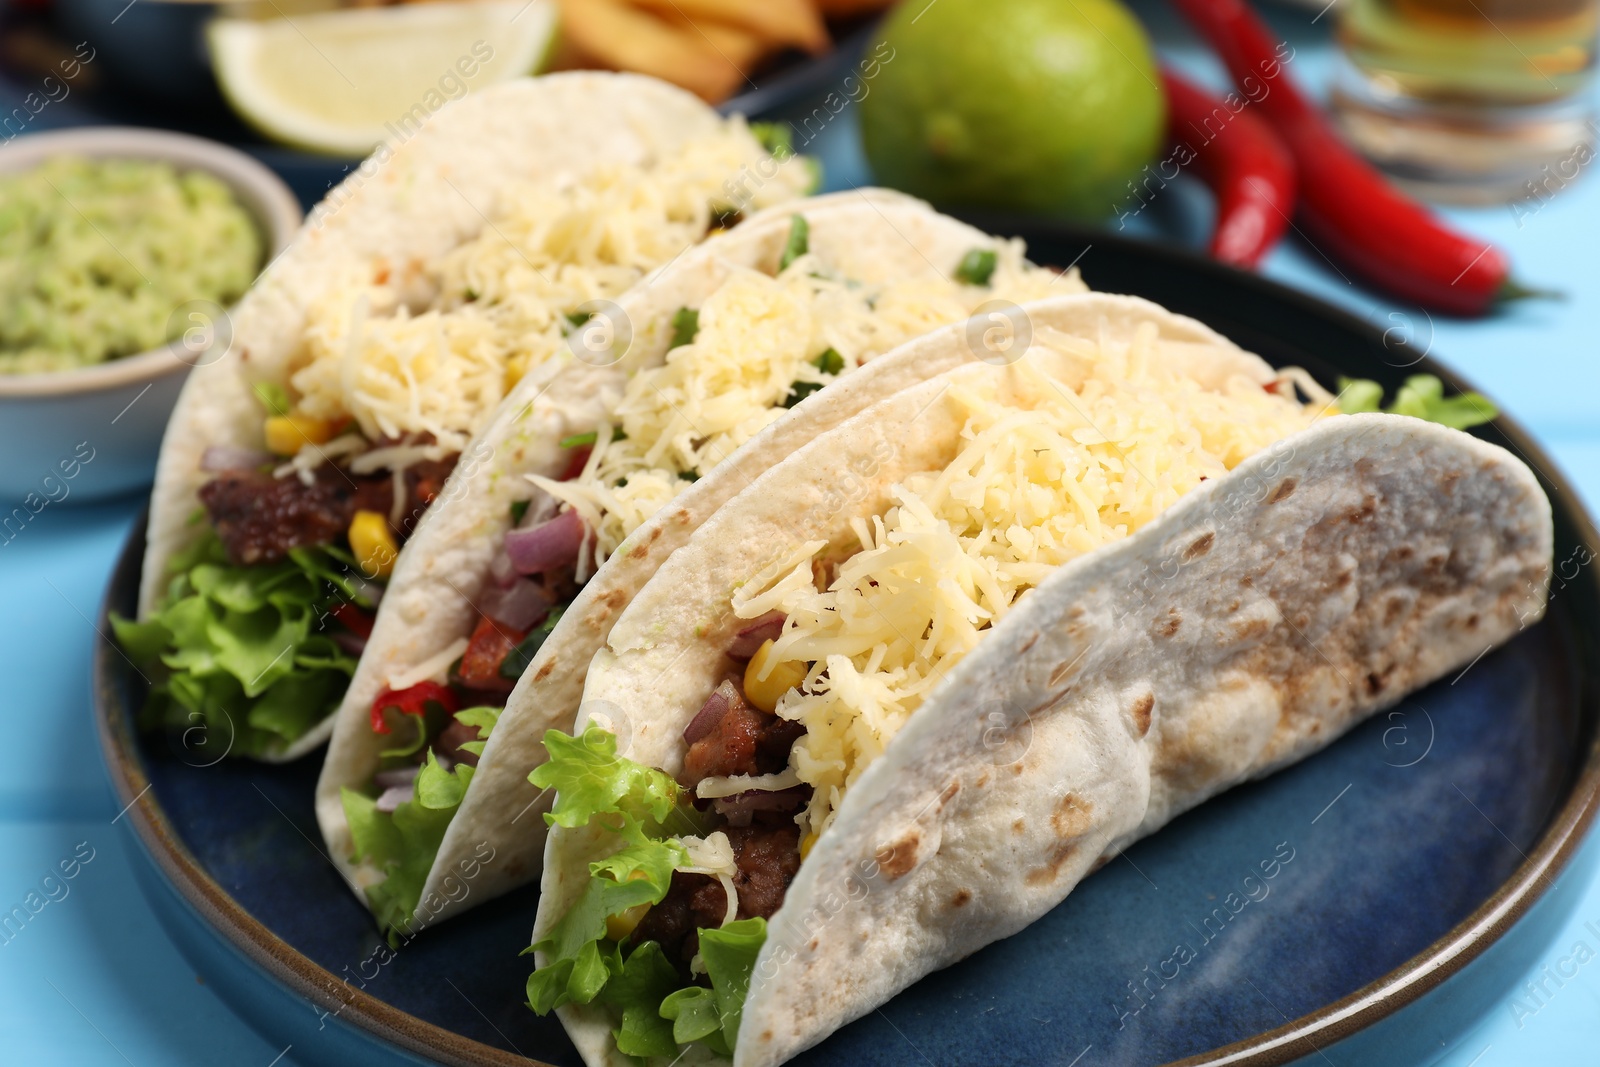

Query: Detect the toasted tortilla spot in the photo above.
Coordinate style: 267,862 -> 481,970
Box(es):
532,661 -> 554,683
877,830 -> 921,880
1051,793 -> 1094,838
1183,531 -> 1215,560
1466,613 -> 1480,630
1012,818 -> 1026,834
1230,615 -> 1272,644
1265,477 -> 1298,504
1026,841 -> 1079,886
1347,495 -> 1378,524
975,771 -> 991,788
1048,658 -> 1080,687
627,525 -> 665,559
1156,610 -> 1181,637
809,938 -> 819,951
1130,693 -> 1154,738
937,780 -> 961,810
951,889 -> 972,908
598,589 -> 627,610
1019,633 -> 1039,654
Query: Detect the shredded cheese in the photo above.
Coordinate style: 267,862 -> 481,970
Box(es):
729,324 -> 1332,841
530,244 -> 1075,564
695,768 -> 803,800
279,123 -> 810,459
677,832 -> 739,925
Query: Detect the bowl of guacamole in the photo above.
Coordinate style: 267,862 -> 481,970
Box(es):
0,127 -> 301,508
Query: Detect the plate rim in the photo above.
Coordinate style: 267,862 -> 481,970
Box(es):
94,224 -> 1600,1067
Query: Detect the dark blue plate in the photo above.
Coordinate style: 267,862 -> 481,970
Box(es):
95,224 -> 1600,1067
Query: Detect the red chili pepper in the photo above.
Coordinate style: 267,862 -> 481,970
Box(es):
330,601 -> 375,639
1169,0 -> 1543,316
1161,68 -> 1296,269
369,681 -> 457,734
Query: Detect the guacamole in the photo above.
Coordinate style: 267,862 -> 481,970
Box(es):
0,156 -> 262,374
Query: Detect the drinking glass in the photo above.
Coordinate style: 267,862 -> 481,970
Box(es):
1332,0 -> 1599,204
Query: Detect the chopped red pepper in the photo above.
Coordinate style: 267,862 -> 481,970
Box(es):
369,681 -> 457,735
457,614 -> 527,692
330,600 -> 375,639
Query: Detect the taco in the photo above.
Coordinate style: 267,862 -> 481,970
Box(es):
315,195 -> 1084,934
525,296 -> 1551,1066
114,72 -> 813,762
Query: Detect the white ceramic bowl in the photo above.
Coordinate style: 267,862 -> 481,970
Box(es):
0,127 -> 301,509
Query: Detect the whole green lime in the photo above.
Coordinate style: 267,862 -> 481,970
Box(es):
859,0 -> 1165,219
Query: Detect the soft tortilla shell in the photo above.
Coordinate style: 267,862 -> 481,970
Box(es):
426,226 -> 1201,922
315,191 -> 967,916
547,350 -> 1550,1065
138,72 -> 770,761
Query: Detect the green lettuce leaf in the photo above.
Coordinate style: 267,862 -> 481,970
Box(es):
341,706 -> 501,938
1337,374 -> 1497,429
600,941 -> 682,1059
699,918 -> 768,1049
112,532 -> 369,759
537,837 -> 686,962
531,727 -> 681,836
524,730 -> 769,1057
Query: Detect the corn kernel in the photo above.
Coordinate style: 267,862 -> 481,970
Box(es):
605,901 -> 651,941
800,832 -> 819,861
348,510 -> 398,579
743,639 -> 806,713
264,414 -> 335,455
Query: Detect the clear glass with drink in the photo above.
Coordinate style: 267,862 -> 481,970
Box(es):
1332,0 -> 1599,203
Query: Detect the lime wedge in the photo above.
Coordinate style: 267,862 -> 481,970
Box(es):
209,0 -> 559,157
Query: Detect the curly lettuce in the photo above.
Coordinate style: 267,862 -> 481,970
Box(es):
111,531 -> 372,760
1338,373 -> 1498,429
341,705 -> 500,937
525,727 -> 762,1058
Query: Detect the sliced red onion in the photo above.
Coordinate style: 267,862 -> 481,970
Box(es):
684,680 -> 738,745
480,578 -> 552,630
712,785 -> 809,826
504,508 -> 586,576
375,783 -> 414,813
333,631 -> 367,656
728,612 -> 786,660
374,765 -> 420,791
201,445 -> 273,471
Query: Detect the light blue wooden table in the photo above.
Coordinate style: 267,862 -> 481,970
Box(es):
2,7 -> 1597,1064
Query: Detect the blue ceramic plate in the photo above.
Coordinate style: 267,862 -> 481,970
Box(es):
95,224 -> 1600,1067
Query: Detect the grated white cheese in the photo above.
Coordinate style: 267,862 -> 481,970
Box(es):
279,122 -> 810,460
676,832 -> 739,925
386,636 -> 470,691
728,324 -> 1333,842
695,768 -> 803,800
530,244 -> 1076,565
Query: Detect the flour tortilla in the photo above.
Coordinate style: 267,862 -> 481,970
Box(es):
539,315 -> 1551,1065
139,72 -> 806,762
314,193 -> 1050,920
423,295 -> 1244,921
